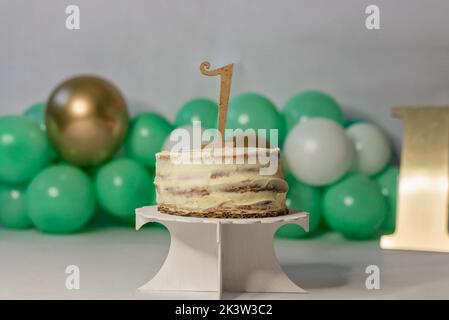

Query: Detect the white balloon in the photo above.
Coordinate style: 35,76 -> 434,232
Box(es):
346,123 -> 391,175
284,118 -> 353,186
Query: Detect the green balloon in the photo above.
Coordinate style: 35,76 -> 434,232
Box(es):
227,93 -> 285,147
276,176 -> 321,238
343,118 -> 363,128
23,102 -> 58,160
374,166 -> 399,232
282,90 -> 343,131
0,184 -> 32,229
95,158 -> 154,221
27,165 -> 96,233
175,98 -> 218,129
322,174 -> 387,239
0,116 -> 52,183
124,113 -> 173,168
24,102 -> 46,130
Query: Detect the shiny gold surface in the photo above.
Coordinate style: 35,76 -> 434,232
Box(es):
381,106 -> 449,252
46,75 -> 129,167
200,61 -> 233,145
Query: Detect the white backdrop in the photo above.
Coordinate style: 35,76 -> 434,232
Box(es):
1,0 -> 449,151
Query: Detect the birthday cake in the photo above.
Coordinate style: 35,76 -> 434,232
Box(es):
154,147 -> 289,218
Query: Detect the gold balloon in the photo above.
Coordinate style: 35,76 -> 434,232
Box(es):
46,75 -> 129,167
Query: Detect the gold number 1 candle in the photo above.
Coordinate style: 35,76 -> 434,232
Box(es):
200,61 -> 234,145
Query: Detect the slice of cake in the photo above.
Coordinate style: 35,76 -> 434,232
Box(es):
154,147 -> 289,218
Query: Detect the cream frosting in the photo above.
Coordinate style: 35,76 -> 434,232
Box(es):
155,148 -> 288,215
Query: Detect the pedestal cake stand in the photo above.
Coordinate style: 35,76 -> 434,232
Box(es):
136,206 -> 309,299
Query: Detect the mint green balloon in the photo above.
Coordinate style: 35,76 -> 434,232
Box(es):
23,102 -> 58,160
283,90 -> 343,130
322,174 -> 387,239
175,98 -> 218,129
0,116 -> 52,183
27,165 -> 96,233
374,166 -> 399,232
24,102 -> 46,130
343,117 -> 362,128
276,175 -> 321,238
227,93 -> 285,147
95,158 -> 154,221
124,113 -> 173,168
0,184 -> 32,229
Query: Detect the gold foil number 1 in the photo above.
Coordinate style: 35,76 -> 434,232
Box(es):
381,106 -> 449,252
200,61 -> 234,145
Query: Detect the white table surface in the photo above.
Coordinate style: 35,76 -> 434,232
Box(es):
1,222 -> 449,300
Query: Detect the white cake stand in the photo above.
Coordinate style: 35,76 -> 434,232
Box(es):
135,206 -> 309,299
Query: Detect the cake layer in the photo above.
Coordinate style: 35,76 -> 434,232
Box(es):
158,204 -> 289,218
154,148 -> 288,218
